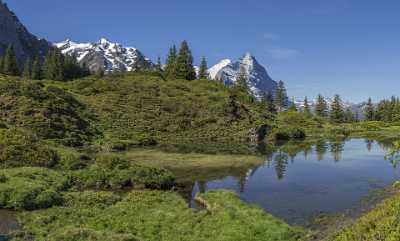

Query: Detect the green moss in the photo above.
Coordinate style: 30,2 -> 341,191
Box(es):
16,190 -> 306,241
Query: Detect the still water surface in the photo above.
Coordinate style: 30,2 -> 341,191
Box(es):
186,138 -> 400,224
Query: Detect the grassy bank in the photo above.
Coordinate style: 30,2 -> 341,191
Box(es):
14,190 -> 306,241
329,182 -> 400,241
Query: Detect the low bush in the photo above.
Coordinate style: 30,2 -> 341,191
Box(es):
16,190 -> 305,241
0,167 -> 70,210
72,156 -> 175,190
0,128 -> 59,168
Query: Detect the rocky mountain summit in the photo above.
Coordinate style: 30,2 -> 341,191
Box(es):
0,0 -> 50,62
209,53 -> 278,96
54,38 -> 153,73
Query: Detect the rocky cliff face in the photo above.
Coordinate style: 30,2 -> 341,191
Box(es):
209,53 -> 278,96
0,1 -> 49,62
54,38 -> 153,73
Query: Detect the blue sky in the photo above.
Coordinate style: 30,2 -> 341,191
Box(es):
4,0 -> 400,102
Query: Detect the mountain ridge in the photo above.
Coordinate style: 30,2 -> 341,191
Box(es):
0,0 -> 50,62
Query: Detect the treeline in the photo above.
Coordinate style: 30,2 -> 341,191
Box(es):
0,45 -> 90,81
364,97 -> 400,122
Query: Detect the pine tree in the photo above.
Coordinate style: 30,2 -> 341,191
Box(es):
315,94 -> 328,117
176,40 -> 196,80
365,97 -> 375,121
198,56 -> 209,79
43,48 -> 65,81
330,94 -> 345,123
31,56 -> 42,80
3,45 -> 19,76
22,58 -> 31,79
303,96 -> 311,116
0,56 -> 4,74
165,45 -> 177,80
344,107 -> 355,123
236,65 -> 249,92
155,56 -> 163,76
274,80 -> 288,112
261,91 -> 276,114
288,97 -> 298,112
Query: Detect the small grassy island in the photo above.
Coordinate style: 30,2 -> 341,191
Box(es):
0,68 -> 399,241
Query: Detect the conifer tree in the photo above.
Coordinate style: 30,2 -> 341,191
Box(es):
315,94 -> 328,117
261,91 -> 276,114
176,41 -> 196,80
198,56 -> 209,79
236,65 -> 249,92
0,56 -> 4,74
22,58 -> 31,79
31,56 -> 42,80
288,97 -> 298,112
330,94 -> 345,123
155,56 -> 163,75
165,45 -> 177,80
303,96 -> 311,116
344,107 -> 355,123
3,45 -> 19,76
365,97 -> 375,121
44,48 -> 65,81
274,80 -> 288,112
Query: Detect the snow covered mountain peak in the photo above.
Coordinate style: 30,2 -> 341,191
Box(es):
54,38 -> 152,72
209,53 -> 277,96
208,59 -> 231,79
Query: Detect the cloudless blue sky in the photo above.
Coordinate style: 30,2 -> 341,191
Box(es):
4,0 -> 400,102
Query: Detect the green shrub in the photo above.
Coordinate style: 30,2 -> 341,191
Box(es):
0,79 -> 99,147
72,156 -> 175,190
270,127 -> 306,141
16,190 -> 305,241
0,167 -> 69,210
59,153 -> 90,170
0,128 -> 59,168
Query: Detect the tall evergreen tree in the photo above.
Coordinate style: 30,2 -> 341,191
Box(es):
365,97 -> 375,121
315,94 -> 328,117
22,58 -> 31,79
330,94 -> 345,123
303,96 -> 311,116
3,45 -> 19,76
176,41 -> 196,80
274,80 -> 288,112
31,56 -> 42,80
261,91 -> 276,114
198,56 -> 209,79
43,48 -> 65,81
164,45 -> 177,80
236,65 -> 249,92
155,56 -> 163,75
288,97 -> 298,112
344,107 -> 355,123
0,56 -> 4,74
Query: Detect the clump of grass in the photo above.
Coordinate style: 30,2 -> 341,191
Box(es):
16,190 -> 306,241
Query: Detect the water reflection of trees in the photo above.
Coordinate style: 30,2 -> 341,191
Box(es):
330,141 -> 345,162
315,140 -> 328,161
274,151 -> 289,180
